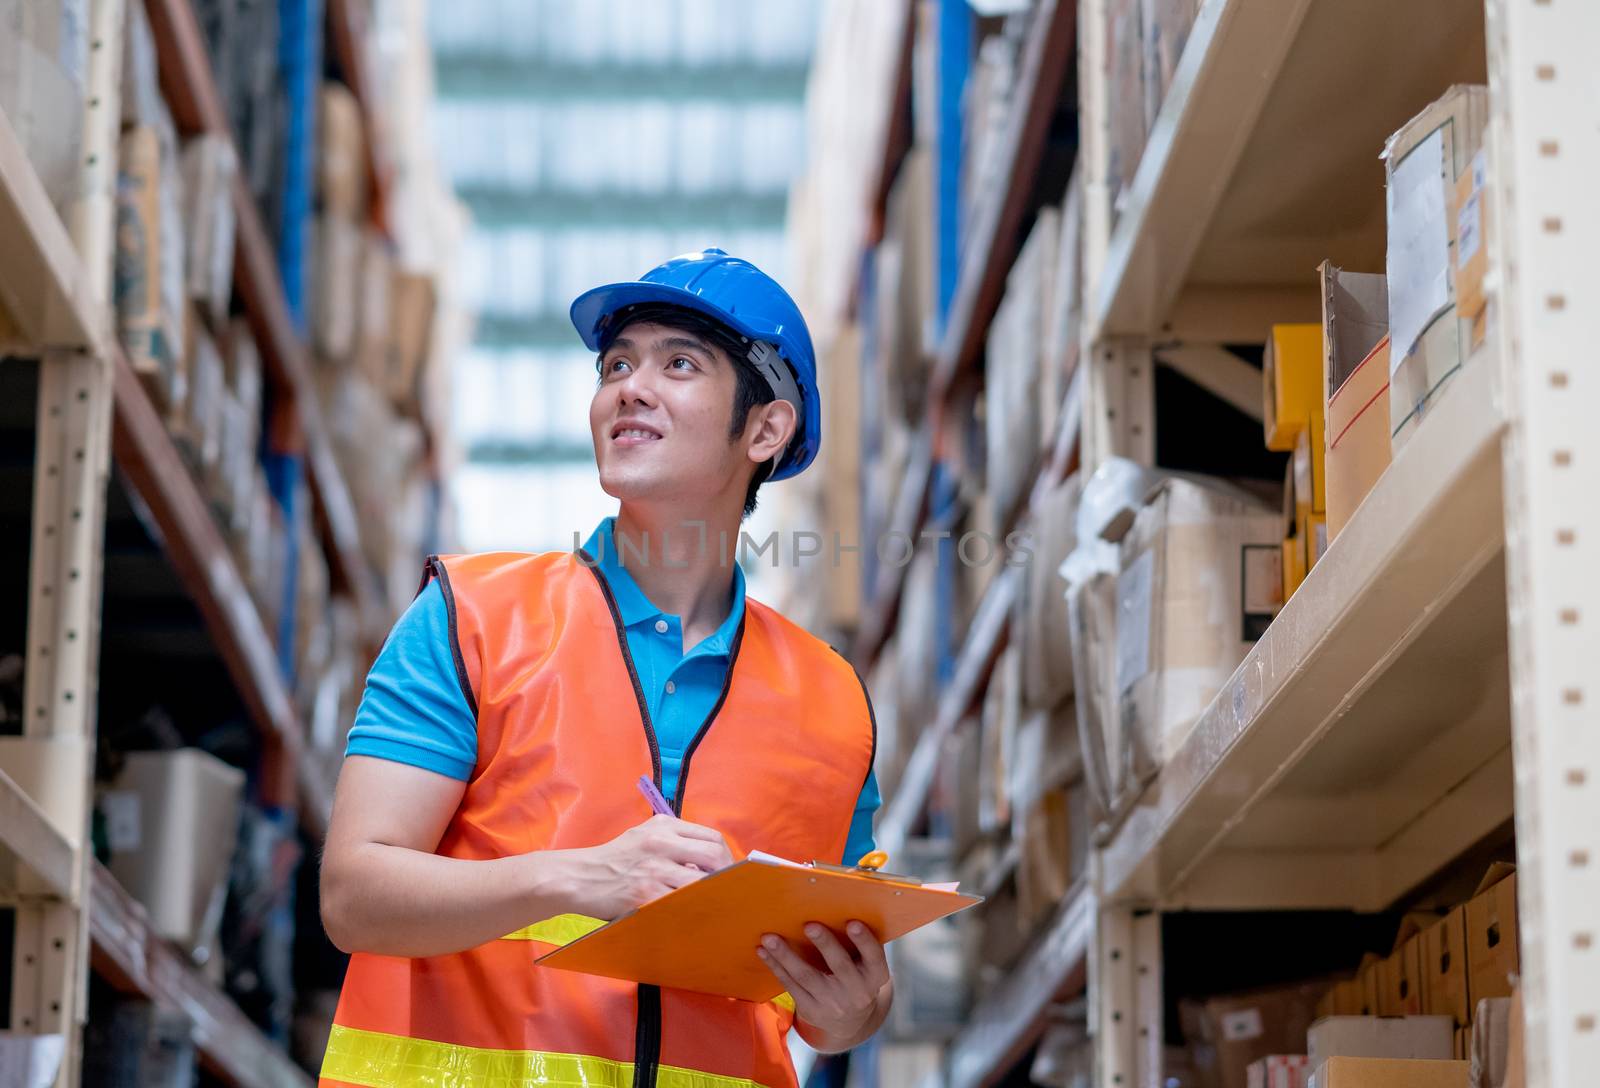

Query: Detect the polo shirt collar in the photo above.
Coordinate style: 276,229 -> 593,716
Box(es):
580,517 -> 746,655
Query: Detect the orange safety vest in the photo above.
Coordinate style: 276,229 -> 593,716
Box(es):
319,549 -> 878,1088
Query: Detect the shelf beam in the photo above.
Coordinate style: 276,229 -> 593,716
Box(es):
1099,357 -> 1508,909
0,766 -> 75,899
929,0 -> 1077,405
110,348 -> 333,832
89,863 -> 314,1088
877,567 -> 1020,858
941,887 -> 1093,1088
0,107 -> 110,357
144,0 -> 382,630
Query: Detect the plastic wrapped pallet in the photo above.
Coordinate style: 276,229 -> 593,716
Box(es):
1382,85 -> 1489,450
986,206 -> 1059,521
311,213 -> 363,365
318,80 -> 366,219
179,135 -> 238,328
1017,473 -> 1082,712
1115,475 -> 1282,787
0,0 -> 88,217
1062,458 -> 1161,815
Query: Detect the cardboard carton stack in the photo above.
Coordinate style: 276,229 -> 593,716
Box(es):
1106,0 -> 1201,218
1319,263 -> 1391,541
1314,867 -> 1520,1073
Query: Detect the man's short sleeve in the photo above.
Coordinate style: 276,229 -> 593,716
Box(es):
345,580 -> 478,781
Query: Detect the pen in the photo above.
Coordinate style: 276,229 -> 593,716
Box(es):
638,775 -> 674,817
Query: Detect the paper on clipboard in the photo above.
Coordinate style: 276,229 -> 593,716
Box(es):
535,854 -> 981,1002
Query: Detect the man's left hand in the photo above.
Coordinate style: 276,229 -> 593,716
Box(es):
757,921 -> 892,1052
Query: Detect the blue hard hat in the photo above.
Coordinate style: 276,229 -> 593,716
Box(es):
570,248 -> 821,482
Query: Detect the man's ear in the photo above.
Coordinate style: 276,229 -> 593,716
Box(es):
746,399 -> 797,465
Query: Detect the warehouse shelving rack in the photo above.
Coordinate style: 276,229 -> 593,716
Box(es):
851,0 -> 1597,1086
1,0 -> 401,1084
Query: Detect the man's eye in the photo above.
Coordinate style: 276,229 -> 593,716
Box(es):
670,356 -> 695,370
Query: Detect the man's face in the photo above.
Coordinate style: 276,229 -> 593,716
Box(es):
589,321 -> 755,508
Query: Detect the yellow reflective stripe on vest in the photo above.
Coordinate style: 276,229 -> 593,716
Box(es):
772,992 -> 795,1014
500,913 -> 607,945
322,1024 -> 776,1087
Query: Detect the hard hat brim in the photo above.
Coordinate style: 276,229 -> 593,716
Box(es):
570,281 -> 776,354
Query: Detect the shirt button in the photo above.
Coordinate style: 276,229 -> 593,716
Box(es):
654,619 -> 669,634
665,681 -> 676,695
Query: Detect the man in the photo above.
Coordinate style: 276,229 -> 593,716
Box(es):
318,249 -> 890,1088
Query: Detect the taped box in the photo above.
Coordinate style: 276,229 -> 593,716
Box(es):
1382,84 -> 1488,451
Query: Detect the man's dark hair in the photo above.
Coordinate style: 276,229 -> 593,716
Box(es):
597,303 -> 779,518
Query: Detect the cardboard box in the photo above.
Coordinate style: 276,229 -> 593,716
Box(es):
1320,262 -> 1391,540
1376,936 -> 1426,1016
1383,85 -> 1489,450
179,309 -> 225,472
1307,1016 -> 1454,1071
1359,956 -> 1383,1017
357,229 -> 395,386
1264,324 -> 1325,453
311,213 -> 362,365
179,134 -> 238,328
1465,868 -> 1518,1003
115,126 -> 184,406
986,207 -> 1058,523
100,749 -> 245,958
1310,1057 -> 1467,1088
388,272 -> 438,408
1248,1055 -> 1311,1088
1116,476 -> 1282,786
0,0 -> 88,216
1421,907 -> 1470,1027
1018,474 -> 1082,712
318,80 -> 366,219
1181,982 -> 1324,1088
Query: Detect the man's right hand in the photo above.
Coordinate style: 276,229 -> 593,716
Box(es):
550,814 -> 735,920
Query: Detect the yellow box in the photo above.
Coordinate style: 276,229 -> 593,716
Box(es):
1264,323 -> 1325,451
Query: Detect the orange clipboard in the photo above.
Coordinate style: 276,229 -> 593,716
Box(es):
535,855 -> 981,1002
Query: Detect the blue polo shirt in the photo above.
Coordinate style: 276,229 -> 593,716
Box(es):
346,517 -> 881,866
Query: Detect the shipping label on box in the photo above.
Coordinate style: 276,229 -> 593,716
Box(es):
1383,85 -> 1488,449
1247,1055 -> 1311,1088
